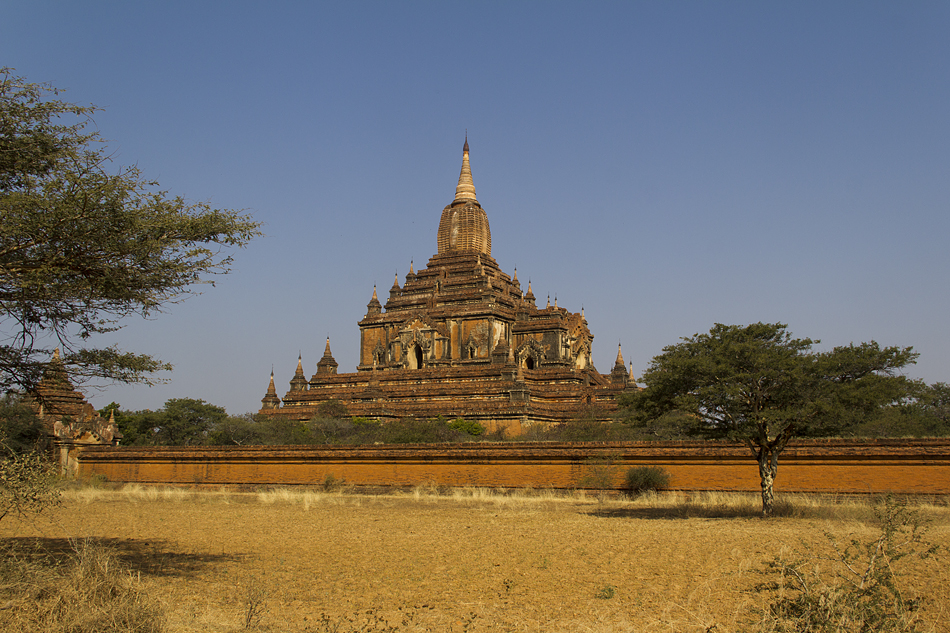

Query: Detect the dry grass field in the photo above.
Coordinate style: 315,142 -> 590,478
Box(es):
2,485 -> 948,632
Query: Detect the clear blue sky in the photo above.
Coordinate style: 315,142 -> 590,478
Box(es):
4,2 -> 949,415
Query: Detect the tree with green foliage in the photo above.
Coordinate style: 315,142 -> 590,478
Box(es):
621,323 -> 919,516
0,68 -> 261,393
315,399 -> 349,420
852,381 -> 950,438
0,392 -> 49,454
205,412 -> 267,446
118,398 -> 228,446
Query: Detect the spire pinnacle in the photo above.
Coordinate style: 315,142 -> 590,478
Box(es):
409,260 -> 415,274
454,135 -> 477,202
372,285 -> 378,301
262,368 -> 281,409
323,336 -> 332,357
616,343 -> 624,366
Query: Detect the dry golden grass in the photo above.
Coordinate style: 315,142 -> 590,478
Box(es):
3,485 -> 947,632
0,536 -> 164,632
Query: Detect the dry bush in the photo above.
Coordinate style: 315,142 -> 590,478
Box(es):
752,496 -> 942,633
0,538 -> 164,633
624,465 -> 671,494
0,449 -> 61,525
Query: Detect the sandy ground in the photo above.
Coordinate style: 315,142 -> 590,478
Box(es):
3,489 -> 949,632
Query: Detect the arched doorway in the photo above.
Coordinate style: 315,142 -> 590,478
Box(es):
407,344 -> 423,369
524,356 -> 535,370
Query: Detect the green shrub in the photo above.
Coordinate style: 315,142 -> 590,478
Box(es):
448,417 -> 485,436
624,466 -> 671,493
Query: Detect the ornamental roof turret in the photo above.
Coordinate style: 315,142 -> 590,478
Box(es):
289,354 -> 308,392
611,343 -> 630,384
524,280 -> 536,304
366,285 -> 382,316
389,272 -> 401,299
316,337 -> 339,375
261,371 -> 281,409
436,136 -> 491,256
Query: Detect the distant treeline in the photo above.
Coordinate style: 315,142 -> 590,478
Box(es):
94,382 -> 950,447
0,388 -> 947,450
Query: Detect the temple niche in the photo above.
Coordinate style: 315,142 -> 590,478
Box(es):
261,139 -> 633,434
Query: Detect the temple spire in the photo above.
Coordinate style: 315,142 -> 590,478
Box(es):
454,134 -> 477,202
317,337 -> 339,375
611,343 -> 630,384
290,354 -> 307,392
366,284 -> 382,315
261,370 -> 281,409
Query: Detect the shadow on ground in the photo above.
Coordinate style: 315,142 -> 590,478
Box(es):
586,505 -> 766,520
0,536 -> 242,577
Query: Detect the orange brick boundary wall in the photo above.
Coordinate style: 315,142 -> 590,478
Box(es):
71,439 -> 950,494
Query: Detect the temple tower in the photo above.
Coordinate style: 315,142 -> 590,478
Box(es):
436,136 -> 491,256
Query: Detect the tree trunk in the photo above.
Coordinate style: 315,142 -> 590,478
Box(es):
758,447 -> 780,517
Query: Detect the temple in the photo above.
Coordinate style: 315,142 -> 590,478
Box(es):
261,139 -> 633,433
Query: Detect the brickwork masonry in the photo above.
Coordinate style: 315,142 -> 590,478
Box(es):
72,439 -> 950,494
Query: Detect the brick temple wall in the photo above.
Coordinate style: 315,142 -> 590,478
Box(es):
71,439 -> 950,494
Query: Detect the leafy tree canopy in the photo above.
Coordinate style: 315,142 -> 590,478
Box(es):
620,323 -> 919,515
0,392 -> 49,454
117,398 -> 228,446
0,68 -> 262,392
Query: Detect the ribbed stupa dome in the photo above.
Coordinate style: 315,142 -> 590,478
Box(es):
437,137 -> 491,256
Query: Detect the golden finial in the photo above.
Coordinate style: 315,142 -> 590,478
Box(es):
454,135 -> 477,202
